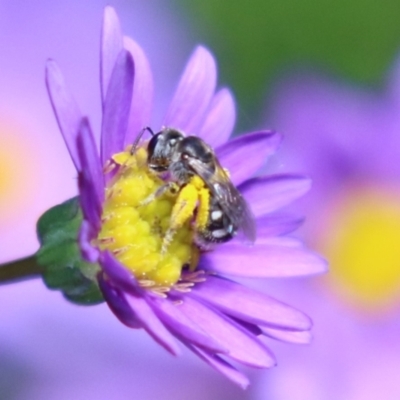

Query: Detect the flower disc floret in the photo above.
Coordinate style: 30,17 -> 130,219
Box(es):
97,146 -> 194,288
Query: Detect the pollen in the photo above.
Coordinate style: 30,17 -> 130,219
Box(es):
96,147 -> 197,289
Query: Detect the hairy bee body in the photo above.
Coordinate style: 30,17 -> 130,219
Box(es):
134,127 -> 256,250
194,197 -> 235,248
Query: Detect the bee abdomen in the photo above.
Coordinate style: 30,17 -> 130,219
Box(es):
194,202 -> 237,249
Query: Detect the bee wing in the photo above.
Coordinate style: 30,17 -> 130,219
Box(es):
187,157 -> 256,243
232,192 -> 257,244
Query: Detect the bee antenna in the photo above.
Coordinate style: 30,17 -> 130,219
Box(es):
130,126 -> 155,155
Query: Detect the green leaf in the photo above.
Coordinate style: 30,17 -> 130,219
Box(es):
36,197 -> 104,305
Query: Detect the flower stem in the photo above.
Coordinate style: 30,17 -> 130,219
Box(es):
0,256 -> 42,285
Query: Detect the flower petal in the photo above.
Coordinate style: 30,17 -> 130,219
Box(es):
256,214 -> 304,238
240,174 -> 312,217
191,275 -> 311,331
123,36 -> 154,147
232,318 -> 263,336
100,6 -> 123,102
230,215 -> 304,246
101,49 -> 134,166
99,251 -> 141,295
203,242 -> 328,277
149,297 -> 227,355
178,296 -> 276,368
45,59 -> 83,170
163,46 -> 217,133
262,327 -> 312,344
198,88 -> 235,147
187,345 -> 250,389
124,293 -> 181,356
260,237 -> 304,247
79,220 -> 100,263
77,118 -> 104,231
98,274 -> 141,329
217,131 -> 281,186
99,265 -> 180,356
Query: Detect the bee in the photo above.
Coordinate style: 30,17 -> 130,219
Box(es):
132,127 -> 256,250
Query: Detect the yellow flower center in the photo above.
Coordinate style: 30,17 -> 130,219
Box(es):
318,186 -> 400,313
96,146 -> 198,290
0,120 -> 36,224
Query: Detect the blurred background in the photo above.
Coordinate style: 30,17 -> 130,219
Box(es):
2,0 -> 400,398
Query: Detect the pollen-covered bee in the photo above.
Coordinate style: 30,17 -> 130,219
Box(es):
132,127 -> 256,251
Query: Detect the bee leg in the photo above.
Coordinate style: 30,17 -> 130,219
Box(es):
140,182 -> 180,206
193,187 -> 210,233
162,183 -> 199,253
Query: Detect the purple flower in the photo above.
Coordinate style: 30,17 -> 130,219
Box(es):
45,6 -> 326,388
258,59 -> 400,398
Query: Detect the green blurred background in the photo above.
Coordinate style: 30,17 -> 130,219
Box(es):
174,0 -> 400,129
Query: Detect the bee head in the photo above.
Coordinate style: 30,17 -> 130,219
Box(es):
147,128 -> 184,172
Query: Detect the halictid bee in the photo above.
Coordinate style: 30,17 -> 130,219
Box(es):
132,127 -> 256,251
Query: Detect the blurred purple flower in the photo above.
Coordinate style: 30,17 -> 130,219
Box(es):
46,6 -> 326,387
258,59 -> 400,398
